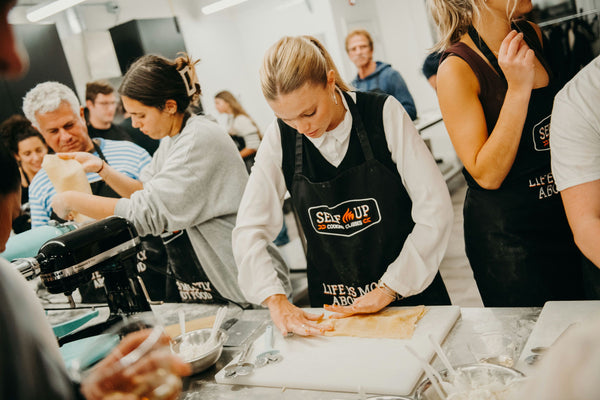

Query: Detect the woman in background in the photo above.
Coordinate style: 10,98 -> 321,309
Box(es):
0,114 -> 48,232
215,90 -> 291,247
429,0 -> 585,306
214,90 -> 261,173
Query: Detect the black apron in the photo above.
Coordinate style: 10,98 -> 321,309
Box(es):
230,134 -> 256,174
161,230 -> 227,304
281,91 -> 449,307
462,25 -> 585,307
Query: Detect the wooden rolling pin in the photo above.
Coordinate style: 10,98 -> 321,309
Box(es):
164,315 -> 215,338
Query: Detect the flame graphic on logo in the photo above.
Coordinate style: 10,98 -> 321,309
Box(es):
342,208 -> 355,224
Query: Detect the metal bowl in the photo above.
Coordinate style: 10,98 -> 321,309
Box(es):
414,363 -> 525,400
171,328 -> 228,375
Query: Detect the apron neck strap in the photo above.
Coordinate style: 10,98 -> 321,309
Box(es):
92,139 -> 108,164
468,25 -> 506,81
293,91 -> 376,176
294,134 -> 303,175
341,91 -> 374,161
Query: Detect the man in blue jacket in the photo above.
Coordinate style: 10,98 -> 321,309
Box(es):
346,29 -> 417,120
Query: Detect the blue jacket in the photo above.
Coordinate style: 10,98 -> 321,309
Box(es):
352,61 -> 417,120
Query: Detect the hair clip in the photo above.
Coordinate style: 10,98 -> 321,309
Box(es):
178,66 -> 196,97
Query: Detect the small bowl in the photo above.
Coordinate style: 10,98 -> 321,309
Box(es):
414,363 -> 525,400
171,328 -> 228,375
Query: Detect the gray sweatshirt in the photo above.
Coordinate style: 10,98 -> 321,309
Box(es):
115,115 -> 290,304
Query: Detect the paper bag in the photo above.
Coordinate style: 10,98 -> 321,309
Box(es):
42,154 -> 93,223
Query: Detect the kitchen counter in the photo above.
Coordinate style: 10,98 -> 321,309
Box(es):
180,306 -> 540,399
53,305 -> 540,398
47,303 -> 540,399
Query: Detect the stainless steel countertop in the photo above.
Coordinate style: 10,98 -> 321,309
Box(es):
166,305 -> 540,399
46,303 -> 541,399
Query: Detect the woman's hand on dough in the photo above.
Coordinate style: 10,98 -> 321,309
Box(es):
50,191 -> 75,220
57,152 -> 103,174
324,288 -> 394,318
264,294 -> 333,336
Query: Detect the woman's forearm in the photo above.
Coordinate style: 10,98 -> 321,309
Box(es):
470,87 -> 532,189
97,162 -> 144,198
63,191 -> 119,220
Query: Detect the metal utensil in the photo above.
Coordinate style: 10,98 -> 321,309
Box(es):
255,325 -> 282,367
525,354 -> 541,365
525,322 -> 577,365
223,342 -> 255,378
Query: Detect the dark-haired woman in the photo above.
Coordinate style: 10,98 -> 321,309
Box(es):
51,53 -> 291,305
0,114 -> 48,232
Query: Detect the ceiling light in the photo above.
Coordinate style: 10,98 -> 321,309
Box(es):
201,0 -> 249,15
27,0 -> 88,22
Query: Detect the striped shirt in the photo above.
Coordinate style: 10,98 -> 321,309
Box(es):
29,138 -> 152,227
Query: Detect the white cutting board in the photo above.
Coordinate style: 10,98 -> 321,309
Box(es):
215,306 -> 460,395
515,300 -> 600,374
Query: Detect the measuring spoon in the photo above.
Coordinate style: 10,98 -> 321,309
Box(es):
255,325 -> 282,367
223,342 -> 255,378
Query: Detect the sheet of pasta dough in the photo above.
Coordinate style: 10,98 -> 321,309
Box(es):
321,305 -> 427,339
42,154 -> 93,223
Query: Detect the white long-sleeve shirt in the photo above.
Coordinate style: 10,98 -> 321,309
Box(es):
233,91 -> 453,305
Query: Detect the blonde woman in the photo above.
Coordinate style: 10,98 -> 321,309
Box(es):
233,35 -> 453,336
214,90 -> 261,173
429,0 -> 585,306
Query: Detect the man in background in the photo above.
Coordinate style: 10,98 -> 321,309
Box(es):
86,80 -> 160,155
346,29 -> 417,120
85,80 -> 132,142
23,81 -> 152,228
422,51 -> 442,91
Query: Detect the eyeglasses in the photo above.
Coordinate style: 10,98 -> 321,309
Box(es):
95,101 -> 116,107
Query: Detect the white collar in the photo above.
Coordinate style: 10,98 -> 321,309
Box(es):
309,89 -> 352,146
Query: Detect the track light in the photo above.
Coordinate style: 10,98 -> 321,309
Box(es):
201,0 -> 249,15
27,0 -> 88,22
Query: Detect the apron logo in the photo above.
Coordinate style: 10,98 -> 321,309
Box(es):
176,281 -> 214,301
308,198 -> 381,237
532,115 -> 551,152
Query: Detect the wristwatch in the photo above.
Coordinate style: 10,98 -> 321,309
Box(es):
377,280 -> 402,301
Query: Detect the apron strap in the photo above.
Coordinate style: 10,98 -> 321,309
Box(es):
512,20 -> 555,81
341,91 -> 375,161
468,22 -> 554,83
294,132 -> 304,175
292,90 -> 376,176
468,25 -> 506,81
92,139 -> 109,164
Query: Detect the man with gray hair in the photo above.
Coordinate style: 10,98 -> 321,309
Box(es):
23,81 -> 152,228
